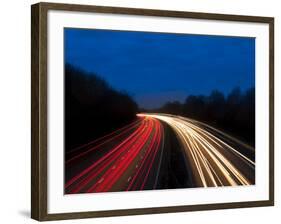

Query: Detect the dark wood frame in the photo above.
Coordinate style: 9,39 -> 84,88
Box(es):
31,2 -> 274,221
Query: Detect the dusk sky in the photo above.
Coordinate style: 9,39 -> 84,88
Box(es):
64,28 -> 255,109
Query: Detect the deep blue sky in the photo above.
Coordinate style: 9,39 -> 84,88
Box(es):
65,28 -> 255,109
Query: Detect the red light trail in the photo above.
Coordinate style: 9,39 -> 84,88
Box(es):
65,116 -> 164,193
65,114 -> 255,194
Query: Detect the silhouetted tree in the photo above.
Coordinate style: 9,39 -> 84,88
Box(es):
160,101 -> 183,115
65,64 -> 138,150
183,95 -> 207,120
207,90 -> 226,125
151,87 -> 255,146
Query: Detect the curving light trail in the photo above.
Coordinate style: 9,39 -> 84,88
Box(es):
65,113 -> 255,194
65,116 -> 164,194
138,113 -> 255,187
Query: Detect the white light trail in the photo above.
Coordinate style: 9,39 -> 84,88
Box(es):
138,113 -> 255,187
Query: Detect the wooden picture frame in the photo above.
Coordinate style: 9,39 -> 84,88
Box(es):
31,2 -> 274,221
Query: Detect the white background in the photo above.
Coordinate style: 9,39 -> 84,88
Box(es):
0,0 -> 279,223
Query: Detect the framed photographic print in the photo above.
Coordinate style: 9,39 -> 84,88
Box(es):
31,2 -> 274,221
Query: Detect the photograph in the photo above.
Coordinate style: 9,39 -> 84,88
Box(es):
64,28 -> 255,194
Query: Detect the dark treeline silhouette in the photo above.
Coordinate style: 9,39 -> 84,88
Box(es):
151,87 -> 255,146
65,64 -> 138,151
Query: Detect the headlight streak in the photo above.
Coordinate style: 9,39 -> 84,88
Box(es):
139,114 -> 254,187
180,116 -> 254,152
65,113 -> 254,194
181,120 -> 255,167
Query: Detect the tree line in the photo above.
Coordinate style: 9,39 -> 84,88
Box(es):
151,87 -> 255,146
65,63 -> 255,149
65,64 -> 138,151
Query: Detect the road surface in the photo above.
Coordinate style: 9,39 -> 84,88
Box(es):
143,114 -> 255,187
65,113 -> 255,194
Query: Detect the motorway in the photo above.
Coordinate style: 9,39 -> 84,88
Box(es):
65,113 -> 255,194
65,116 -> 165,193
142,114 -> 255,187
